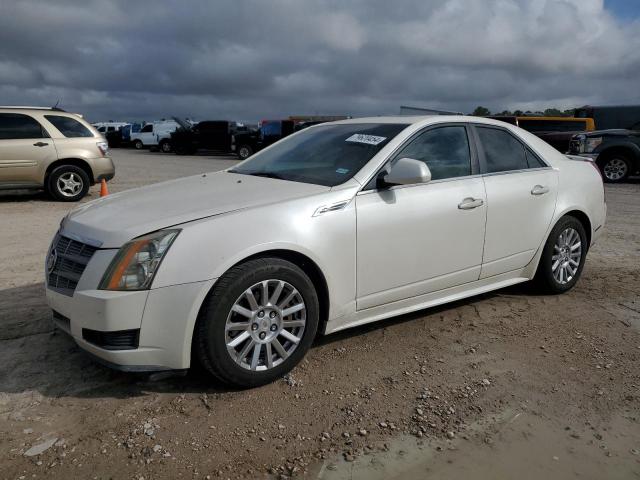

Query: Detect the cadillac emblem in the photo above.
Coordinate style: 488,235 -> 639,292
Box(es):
47,248 -> 58,273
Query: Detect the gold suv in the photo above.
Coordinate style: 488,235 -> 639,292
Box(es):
0,107 -> 115,201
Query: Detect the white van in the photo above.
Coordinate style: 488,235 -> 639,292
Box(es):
92,122 -> 130,134
130,120 -> 179,150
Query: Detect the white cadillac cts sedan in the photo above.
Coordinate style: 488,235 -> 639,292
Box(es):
46,116 -> 606,387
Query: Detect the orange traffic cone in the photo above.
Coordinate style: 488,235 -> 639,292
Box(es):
100,179 -> 109,197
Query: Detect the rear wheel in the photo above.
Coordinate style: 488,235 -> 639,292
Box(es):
194,258 -> 319,387
133,139 -> 143,150
535,216 -> 587,293
600,155 -> 630,183
159,140 -> 172,153
47,165 -> 90,202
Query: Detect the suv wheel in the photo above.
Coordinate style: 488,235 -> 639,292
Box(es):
600,155 -> 629,183
133,140 -> 143,150
194,258 -> 319,387
237,145 -> 253,160
535,216 -> 587,294
47,165 -> 90,202
160,140 -> 172,153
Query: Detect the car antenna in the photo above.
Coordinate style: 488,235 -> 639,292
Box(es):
52,99 -> 65,112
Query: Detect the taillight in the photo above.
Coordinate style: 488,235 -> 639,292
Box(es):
96,141 -> 109,156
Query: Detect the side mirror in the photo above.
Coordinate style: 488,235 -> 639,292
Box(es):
379,158 -> 431,188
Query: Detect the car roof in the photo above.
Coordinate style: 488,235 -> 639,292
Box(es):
328,115 -> 518,128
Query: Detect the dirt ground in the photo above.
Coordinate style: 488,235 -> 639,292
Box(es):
1,150 -> 639,480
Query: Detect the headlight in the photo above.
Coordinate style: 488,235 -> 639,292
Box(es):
585,137 -> 602,153
99,230 -> 180,291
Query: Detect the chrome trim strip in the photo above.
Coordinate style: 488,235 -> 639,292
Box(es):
356,173 -> 484,196
59,230 -> 103,248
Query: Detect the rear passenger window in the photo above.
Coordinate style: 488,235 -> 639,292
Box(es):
45,115 -> 93,138
0,113 -> 48,139
477,127 -> 528,173
526,148 -> 546,168
392,126 -> 471,180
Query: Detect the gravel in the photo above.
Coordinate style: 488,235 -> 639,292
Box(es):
0,151 -> 639,479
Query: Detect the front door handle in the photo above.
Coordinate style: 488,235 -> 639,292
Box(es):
33,142 -> 49,147
531,185 -> 549,195
458,197 -> 484,210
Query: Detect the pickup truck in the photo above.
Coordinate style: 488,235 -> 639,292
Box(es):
569,129 -> 640,182
231,120 -> 295,159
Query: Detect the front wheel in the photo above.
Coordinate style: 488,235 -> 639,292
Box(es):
194,258 -> 319,387
237,145 -> 253,160
600,155 -> 630,183
535,216 -> 587,293
133,139 -> 143,150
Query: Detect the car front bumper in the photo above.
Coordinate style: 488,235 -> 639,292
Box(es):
46,278 -> 216,371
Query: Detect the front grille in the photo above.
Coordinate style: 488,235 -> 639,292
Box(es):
82,328 -> 140,350
47,234 -> 98,296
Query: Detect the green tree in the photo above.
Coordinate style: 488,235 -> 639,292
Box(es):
543,108 -> 564,116
472,106 -> 491,116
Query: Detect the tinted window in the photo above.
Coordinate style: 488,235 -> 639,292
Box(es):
97,126 -> 106,132
231,123 -> 408,187
477,127 -> 528,173
261,121 -> 282,137
393,126 -> 471,180
0,113 -> 47,139
45,115 -> 93,138
141,124 -> 153,133
526,148 -> 546,168
518,119 -> 587,133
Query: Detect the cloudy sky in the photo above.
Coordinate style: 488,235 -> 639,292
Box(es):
0,0 -> 639,123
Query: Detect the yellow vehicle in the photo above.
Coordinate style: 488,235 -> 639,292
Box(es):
0,106 -> 114,201
489,116 -> 595,151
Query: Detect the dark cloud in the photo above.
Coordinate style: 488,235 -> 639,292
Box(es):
0,0 -> 638,122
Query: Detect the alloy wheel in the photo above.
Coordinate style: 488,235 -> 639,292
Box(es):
239,147 -> 250,159
225,279 -> 306,371
603,158 -> 627,181
57,172 -> 84,197
551,227 -> 582,285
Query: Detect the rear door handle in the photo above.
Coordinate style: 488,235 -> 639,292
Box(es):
458,197 -> 484,210
531,185 -> 549,195
33,142 -> 49,147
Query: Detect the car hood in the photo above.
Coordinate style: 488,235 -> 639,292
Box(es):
63,171 -> 329,248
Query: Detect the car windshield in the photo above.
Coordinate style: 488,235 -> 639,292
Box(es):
230,123 -> 409,186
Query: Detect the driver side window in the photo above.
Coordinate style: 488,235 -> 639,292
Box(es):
393,126 -> 472,180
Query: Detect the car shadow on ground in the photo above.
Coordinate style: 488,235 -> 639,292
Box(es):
0,280 -> 542,401
0,189 -> 50,202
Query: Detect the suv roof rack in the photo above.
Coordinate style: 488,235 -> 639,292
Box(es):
0,106 -> 67,112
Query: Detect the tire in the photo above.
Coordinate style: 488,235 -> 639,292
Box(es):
46,165 -> 90,202
194,258 -> 319,388
534,216 -> 587,294
237,145 -> 253,160
599,155 -> 630,183
133,139 -> 143,150
159,140 -> 172,153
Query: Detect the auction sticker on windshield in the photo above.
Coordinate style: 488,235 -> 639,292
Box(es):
345,134 -> 387,146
